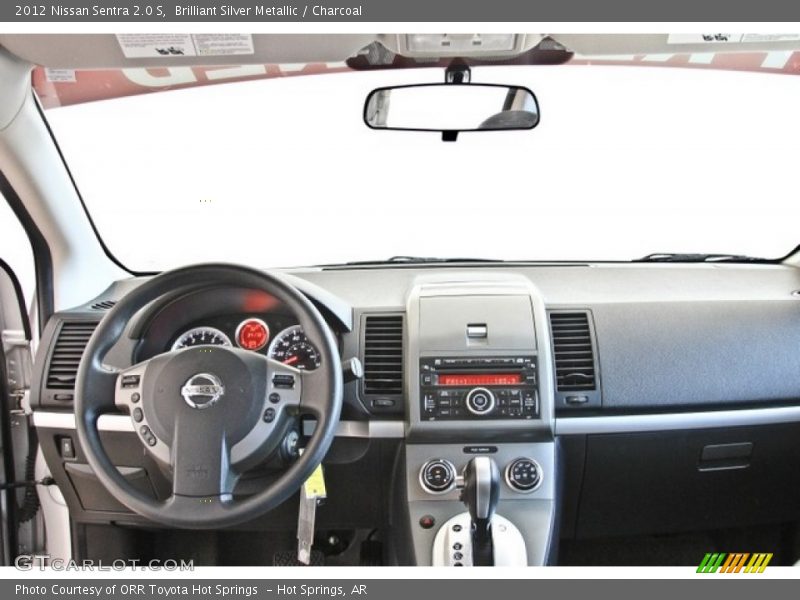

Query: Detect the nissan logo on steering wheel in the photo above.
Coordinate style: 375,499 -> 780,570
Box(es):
181,373 -> 225,409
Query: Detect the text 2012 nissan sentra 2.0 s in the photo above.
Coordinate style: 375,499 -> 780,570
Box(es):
0,33 -> 800,567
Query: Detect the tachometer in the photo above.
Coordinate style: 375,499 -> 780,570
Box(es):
267,325 -> 321,371
171,326 -> 232,351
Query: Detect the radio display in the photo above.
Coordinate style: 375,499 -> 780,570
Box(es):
438,373 -> 522,386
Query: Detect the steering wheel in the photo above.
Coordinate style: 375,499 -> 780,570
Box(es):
74,264 -> 343,528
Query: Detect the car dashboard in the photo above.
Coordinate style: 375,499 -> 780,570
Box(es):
27,262 -> 800,565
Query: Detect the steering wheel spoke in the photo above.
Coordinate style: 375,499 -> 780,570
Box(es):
297,368 -> 332,418
170,409 -> 237,499
114,361 -> 150,412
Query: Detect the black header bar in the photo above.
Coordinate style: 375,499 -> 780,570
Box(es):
4,0 -> 800,22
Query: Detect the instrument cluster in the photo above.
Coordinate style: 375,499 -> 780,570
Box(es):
170,315 -> 321,371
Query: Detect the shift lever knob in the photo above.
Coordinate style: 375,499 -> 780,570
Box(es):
460,456 -> 500,534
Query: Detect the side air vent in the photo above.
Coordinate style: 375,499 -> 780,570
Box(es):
549,311 -> 601,410
90,300 -> 116,310
362,314 -> 404,409
45,321 -> 99,392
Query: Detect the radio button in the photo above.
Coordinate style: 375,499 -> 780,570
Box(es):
465,387 -> 496,415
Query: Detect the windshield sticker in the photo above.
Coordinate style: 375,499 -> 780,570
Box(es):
44,68 -> 76,83
668,33 -> 800,44
668,34 -> 743,44
116,34 -> 254,59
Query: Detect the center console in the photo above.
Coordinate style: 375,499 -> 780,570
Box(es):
398,275 -> 557,566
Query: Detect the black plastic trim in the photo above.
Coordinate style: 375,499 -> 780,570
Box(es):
0,343 -> 18,564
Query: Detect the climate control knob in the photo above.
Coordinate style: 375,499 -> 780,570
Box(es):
505,457 -> 542,493
465,387 -> 496,415
419,459 -> 457,494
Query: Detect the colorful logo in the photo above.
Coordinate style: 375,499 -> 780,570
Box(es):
697,553 -> 773,573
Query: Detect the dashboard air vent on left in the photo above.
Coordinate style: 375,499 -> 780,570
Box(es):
45,321 -> 99,392
362,314 -> 404,411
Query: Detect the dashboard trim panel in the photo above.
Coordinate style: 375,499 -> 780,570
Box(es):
555,405 -> 800,434
33,405 -> 800,438
32,411 -> 407,438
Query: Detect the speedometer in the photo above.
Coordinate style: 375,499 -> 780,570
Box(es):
267,325 -> 321,371
171,327 -> 232,351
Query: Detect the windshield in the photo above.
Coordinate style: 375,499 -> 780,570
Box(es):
40,62 -> 800,270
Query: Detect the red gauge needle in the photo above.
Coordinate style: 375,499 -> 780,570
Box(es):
283,356 -> 299,365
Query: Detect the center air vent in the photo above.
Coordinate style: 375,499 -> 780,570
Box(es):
362,315 -> 404,404
45,321 -> 99,392
549,311 -> 601,410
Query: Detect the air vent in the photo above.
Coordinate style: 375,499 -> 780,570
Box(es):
45,321 -> 98,390
550,312 -> 597,392
91,300 -> 116,310
362,315 -> 404,397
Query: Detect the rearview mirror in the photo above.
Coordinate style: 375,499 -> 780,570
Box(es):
364,83 -> 539,141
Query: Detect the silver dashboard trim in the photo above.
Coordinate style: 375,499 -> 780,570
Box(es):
555,405 -> 800,435
34,405 -> 800,438
33,411 -> 406,438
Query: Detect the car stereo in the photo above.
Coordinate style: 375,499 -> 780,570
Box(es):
419,356 -> 538,421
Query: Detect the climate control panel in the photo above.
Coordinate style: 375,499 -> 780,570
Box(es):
504,457 -> 542,492
419,459 -> 457,494
418,456 -> 543,495
419,356 -> 538,421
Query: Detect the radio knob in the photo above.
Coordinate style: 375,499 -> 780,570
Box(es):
465,387 -> 496,415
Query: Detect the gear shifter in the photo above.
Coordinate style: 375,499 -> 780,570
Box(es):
459,456 -> 500,566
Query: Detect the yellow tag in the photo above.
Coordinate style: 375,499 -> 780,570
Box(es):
303,464 -> 326,498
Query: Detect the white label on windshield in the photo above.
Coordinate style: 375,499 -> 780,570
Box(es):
668,33 -> 800,45
191,34 -> 255,56
116,34 -> 254,59
667,34 -> 744,44
741,34 -> 800,43
44,69 -> 76,83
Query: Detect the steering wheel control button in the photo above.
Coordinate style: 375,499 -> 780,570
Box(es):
121,375 -> 141,388
133,408 -> 144,422
263,408 -> 276,423
505,457 -> 542,493
419,459 -> 457,494
181,372 -> 225,409
419,515 -> 436,529
465,387 -> 496,415
130,392 -> 141,403
272,373 -> 296,389
139,425 -> 157,446
269,392 -> 281,404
